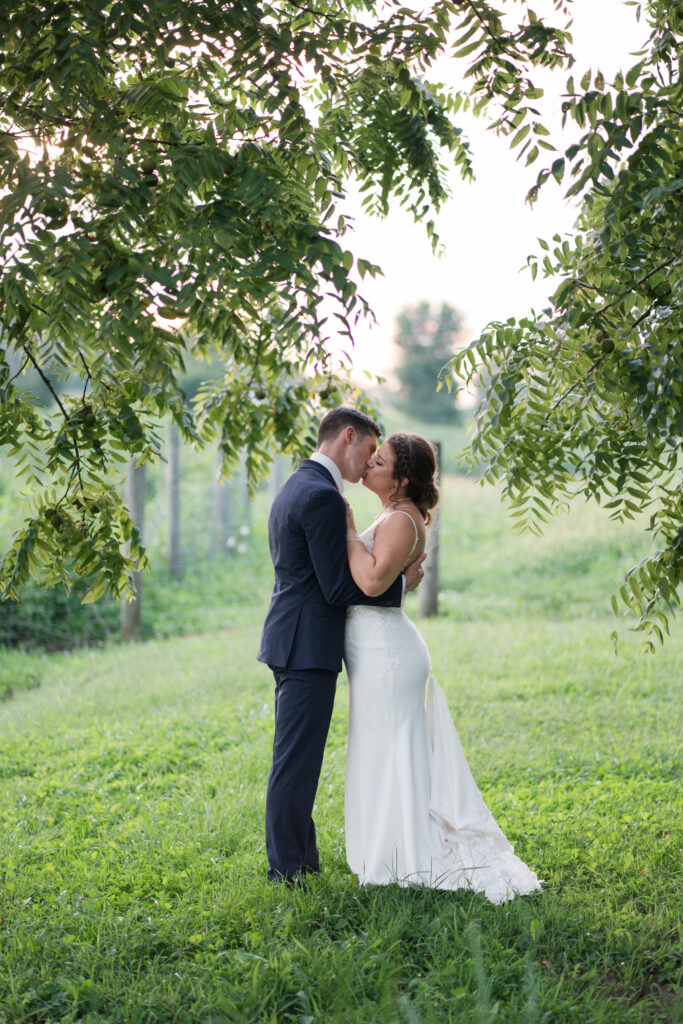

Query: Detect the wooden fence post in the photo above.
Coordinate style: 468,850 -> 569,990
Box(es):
121,459 -> 146,641
213,446 -> 232,557
418,441 -> 441,619
167,420 -> 181,579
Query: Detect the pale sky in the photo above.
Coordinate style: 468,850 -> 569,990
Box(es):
333,0 -> 648,381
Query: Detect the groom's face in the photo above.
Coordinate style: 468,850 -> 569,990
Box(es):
343,429 -> 378,483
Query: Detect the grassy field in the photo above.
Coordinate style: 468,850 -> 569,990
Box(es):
0,476 -> 681,1023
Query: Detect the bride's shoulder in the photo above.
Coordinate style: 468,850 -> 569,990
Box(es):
378,504 -> 424,537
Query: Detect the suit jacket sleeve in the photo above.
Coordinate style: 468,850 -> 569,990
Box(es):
302,487 -> 403,608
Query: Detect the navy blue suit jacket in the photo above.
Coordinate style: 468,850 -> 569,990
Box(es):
257,460 -> 403,672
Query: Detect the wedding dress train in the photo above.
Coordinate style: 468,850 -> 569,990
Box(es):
344,512 -> 541,904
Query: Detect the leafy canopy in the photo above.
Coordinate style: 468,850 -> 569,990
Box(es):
450,1 -> 682,649
0,0 -> 571,602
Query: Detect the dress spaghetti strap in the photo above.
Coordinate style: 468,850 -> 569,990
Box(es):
383,508 -> 419,561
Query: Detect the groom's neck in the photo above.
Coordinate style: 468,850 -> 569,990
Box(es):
316,444 -> 342,471
314,445 -> 347,486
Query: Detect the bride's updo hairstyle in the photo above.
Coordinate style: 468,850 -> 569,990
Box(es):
387,433 -> 439,524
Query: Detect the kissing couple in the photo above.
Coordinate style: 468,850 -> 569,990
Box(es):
258,406 -> 541,903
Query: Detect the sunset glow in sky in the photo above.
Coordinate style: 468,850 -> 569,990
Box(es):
336,0 -> 647,381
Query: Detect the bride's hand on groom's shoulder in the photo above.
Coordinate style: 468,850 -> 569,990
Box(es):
404,552 -> 426,593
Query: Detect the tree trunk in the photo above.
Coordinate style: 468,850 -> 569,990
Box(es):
121,459 -> 146,641
418,442 -> 441,619
167,420 -> 181,579
213,446 -> 232,556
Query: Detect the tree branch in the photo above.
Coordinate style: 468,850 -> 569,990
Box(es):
547,298 -> 659,418
547,354 -> 604,416
6,356 -> 30,386
627,301 -> 658,336
21,345 -> 69,420
594,256 -> 678,319
22,344 -> 86,493
77,348 -> 92,401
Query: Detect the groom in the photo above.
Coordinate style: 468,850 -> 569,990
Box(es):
257,406 -> 426,883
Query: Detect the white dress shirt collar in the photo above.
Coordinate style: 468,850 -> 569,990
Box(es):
309,451 -> 344,493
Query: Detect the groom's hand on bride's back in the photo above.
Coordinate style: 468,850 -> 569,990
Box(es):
404,553 -> 426,593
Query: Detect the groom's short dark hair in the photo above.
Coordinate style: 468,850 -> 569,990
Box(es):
317,407 -> 381,446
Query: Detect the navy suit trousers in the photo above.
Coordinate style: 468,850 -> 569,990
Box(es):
265,666 -> 337,881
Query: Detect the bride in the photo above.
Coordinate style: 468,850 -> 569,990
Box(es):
344,432 -> 541,904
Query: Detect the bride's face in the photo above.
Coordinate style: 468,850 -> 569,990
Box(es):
343,429 -> 378,483
362,442 -> 398,498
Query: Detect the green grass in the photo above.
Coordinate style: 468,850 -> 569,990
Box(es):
0,477 -> 681,1023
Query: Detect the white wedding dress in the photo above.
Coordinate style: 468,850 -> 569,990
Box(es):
344,510 -> 541,904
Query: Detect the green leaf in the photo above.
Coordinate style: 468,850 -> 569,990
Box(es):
510,124 -> 531,149
551,158 -> 565,183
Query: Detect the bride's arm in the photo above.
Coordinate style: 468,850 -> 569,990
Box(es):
346,504 -> 422,597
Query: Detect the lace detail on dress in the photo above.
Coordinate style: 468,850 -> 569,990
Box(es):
357,522 -> 377,554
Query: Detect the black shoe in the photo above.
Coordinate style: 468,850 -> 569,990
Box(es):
286,872 -> 309,890
267,870 -> 309,890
